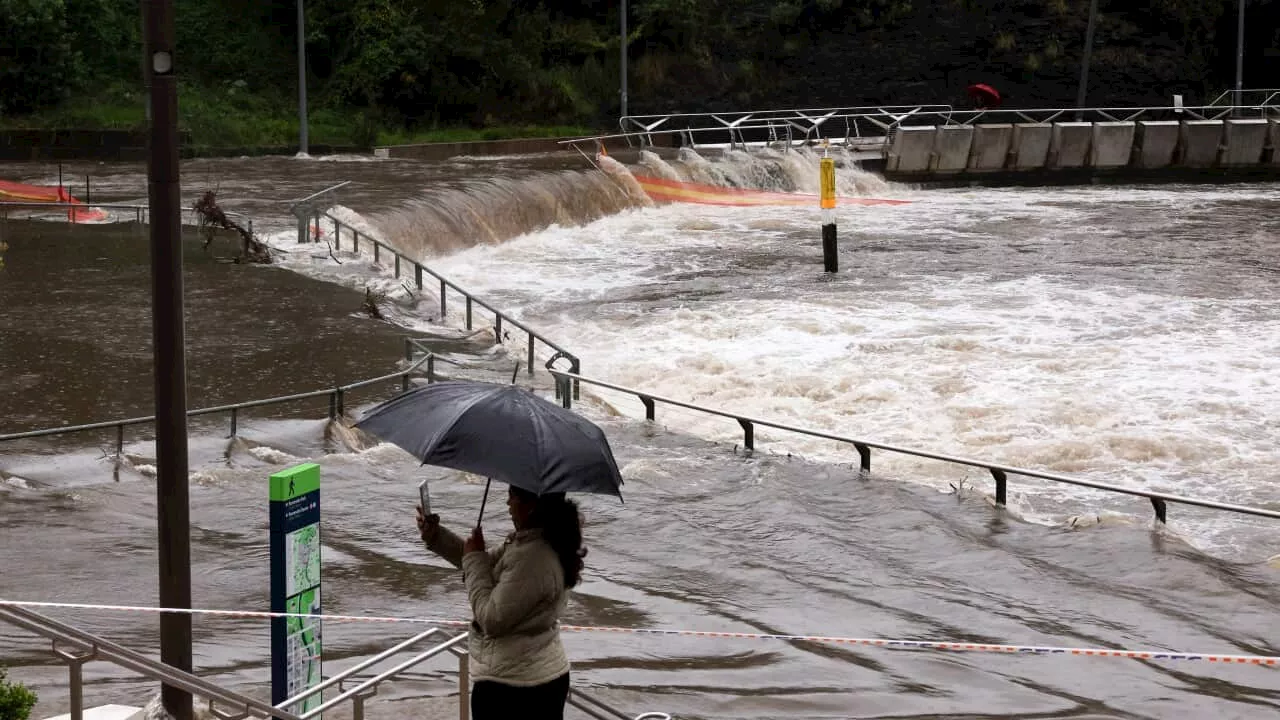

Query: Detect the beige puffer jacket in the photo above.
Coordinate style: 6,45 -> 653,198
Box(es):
428,527 -> 570,687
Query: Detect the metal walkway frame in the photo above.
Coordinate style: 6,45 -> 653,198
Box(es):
559,100 -> 1280,153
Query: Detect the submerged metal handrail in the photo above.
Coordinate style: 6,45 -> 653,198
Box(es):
548,369 -> 1280,525
319,212 -> 579,382
0,354 -> 431,447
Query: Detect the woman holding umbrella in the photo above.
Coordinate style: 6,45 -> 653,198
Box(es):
417,489 -> 585,718
354,380 -> 624,720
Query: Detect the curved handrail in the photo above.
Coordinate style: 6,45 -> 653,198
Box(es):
318,212 -> 579,378
548,369 -> 1280,524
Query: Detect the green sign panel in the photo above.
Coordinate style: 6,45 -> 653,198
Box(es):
270,463 -> 323,715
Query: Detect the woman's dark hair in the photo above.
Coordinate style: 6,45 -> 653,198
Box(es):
513,487 -> 587,588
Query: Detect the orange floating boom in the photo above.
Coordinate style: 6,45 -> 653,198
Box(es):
632,174 -> 911,207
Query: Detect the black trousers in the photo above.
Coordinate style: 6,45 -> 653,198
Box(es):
471,672 -> 570,720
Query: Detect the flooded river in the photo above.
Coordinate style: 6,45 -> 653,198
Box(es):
1,151 -> 1278,720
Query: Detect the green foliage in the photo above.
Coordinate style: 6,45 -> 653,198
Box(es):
0,0 -> 82,112
0,668 -> 38,720
0,0 -> 1257,145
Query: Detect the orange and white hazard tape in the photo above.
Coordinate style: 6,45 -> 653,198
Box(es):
1,599 -> 1275,666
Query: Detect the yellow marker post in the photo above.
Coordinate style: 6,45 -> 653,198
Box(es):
820,150 -> 838,272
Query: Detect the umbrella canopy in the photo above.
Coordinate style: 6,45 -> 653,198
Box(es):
354,380 -> 624,498
966,83 -> 1002,108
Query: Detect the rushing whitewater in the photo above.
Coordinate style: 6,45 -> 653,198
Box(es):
330,162 -> 1280,558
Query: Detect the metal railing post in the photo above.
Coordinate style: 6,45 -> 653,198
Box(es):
738,419 -> 754,453
53,643 -> 97,720
640,396 -> 655,421
853,443 -> 871,475
990,468 -> 1008,506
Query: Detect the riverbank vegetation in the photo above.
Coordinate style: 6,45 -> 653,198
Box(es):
1,0 -> 1274,148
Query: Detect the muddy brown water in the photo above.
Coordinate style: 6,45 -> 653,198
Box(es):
1,156 -> 1278,720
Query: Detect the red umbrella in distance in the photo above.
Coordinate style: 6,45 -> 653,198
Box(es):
967,83 -> 1002,109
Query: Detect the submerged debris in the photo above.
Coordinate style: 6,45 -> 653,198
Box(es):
193,190 -> 272,264
362,286 -> 387,320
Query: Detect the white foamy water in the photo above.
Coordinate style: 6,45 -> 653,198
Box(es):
403,181 -> 1280,553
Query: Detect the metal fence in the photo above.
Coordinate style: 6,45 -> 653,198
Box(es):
546,367 -> 1280,526
0,200 -> 255,234
0,357 -> 428,451
317,211 -> 580,385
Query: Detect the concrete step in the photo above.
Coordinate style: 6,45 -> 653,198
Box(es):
42,705 -> 143,720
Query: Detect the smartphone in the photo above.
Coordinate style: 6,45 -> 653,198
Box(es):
418,479 -> 431,515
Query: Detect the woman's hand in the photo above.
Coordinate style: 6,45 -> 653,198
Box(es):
463,527 -> 485,554
416,504 -> 440,544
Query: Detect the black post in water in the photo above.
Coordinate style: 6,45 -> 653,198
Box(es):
142,1 -> 192,719
822,223 -> 838,273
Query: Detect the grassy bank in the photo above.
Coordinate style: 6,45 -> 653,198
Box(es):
0,84 -> 594,150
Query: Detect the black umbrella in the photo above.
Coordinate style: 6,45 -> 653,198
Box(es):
355,380 -> 624,527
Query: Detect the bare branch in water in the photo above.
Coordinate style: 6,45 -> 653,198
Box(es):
193,190 -> 273,264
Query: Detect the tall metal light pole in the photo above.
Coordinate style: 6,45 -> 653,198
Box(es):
1075,0 -> 1100,121
1235,0 -> 1245,108
620,0 -> 629,119
297,0 -> 309,155
141,0 -> 192,718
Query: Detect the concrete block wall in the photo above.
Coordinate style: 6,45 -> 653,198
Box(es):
967,124 -> 1014,171
878,117 -> 1279,176
1221,119 -> 1270,166
1090,122 -> 1136,168
1135,122 -> 1179,168
1177,120 -> 1225,168
930,125 -> 974,172
886,126 -> 936,172
1049,123 -> 1093,168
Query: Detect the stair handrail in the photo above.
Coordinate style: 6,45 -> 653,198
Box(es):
0,604 -> 303,720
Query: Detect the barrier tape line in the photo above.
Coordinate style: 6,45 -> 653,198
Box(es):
2,599 -> 1277,666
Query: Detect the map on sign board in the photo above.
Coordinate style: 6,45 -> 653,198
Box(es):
286,524 -> 321,596
286,587 -> 323,711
